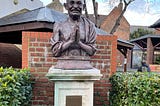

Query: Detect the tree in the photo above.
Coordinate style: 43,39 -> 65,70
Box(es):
84,0 -> 89,19
92,0 -> 98,26
130,28 -> 153,40
109,0 -> 135,34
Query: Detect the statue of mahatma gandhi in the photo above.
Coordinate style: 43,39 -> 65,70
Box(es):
50,0 -> 97,69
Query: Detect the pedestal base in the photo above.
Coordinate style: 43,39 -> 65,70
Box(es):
46,66 -> 102,106
55,81 -> 93,106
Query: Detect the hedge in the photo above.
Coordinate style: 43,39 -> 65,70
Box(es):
109,72 -> 160,106
0,67 -> 32,106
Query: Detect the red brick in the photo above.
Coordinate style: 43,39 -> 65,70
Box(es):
30,53 -> 44,57
39,43 -> 45,47
30,38 -> 36,42
36,48 -> 45,52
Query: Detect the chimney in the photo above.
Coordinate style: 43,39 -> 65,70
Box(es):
118,2 -> 123,11
47,0 -> 63,12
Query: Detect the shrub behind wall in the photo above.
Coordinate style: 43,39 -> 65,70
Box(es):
0,67 -> 32,106
109,72 -> 160,106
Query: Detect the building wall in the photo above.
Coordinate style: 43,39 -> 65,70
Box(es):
0,0 -> 43,18
100,3 -> 130,40
114,16 -> 130,40
154,28 -> 160,34
22,31 -> 117,106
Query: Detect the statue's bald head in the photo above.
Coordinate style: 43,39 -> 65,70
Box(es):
64,0 -> 85,21
65,0 -> 84,4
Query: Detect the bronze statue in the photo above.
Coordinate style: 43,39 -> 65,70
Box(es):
50,0 -> 97,69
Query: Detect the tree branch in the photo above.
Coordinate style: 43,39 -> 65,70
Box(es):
92,0 -> 98,26
84,0 -> 89,19
110,0 -> 135,34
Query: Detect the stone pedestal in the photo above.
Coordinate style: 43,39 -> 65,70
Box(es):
46,66 -> 102,106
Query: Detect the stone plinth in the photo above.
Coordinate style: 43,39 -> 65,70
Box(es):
46,66 -> 102,106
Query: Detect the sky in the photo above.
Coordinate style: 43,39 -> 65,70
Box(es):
40,0 -> 160,26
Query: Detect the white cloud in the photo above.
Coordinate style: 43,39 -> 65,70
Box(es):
81,1 -> 111,15
40,0 -> 160,26
97,2 -> 111,15
124,10 -> 160,26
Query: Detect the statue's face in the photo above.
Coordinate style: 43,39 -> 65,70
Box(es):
65,0 -> 84,20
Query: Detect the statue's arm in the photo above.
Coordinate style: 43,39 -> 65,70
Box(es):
50,23 -> 76,57
79,22 -> 96,56
78,41 -> 95,56
50,23 -> 63,57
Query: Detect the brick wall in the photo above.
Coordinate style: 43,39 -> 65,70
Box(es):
150,64 -> 160,72
22,31 -> 55,105
22,31 -> 117,106
92,35 -> 117,106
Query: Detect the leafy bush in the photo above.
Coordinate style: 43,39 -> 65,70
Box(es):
130,28 -> 153,40
109,72 -> 160,106
0,67 -> 32,106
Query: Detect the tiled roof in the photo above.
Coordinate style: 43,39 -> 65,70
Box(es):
0,7 -> 68,26
149,18 -> 160,28
130,34 -> 160,49
130,34 -> 160,42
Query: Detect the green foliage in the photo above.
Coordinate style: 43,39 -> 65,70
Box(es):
130,28 -> 153,40
109,72 -> 160,106
0,67 -> 32,106
155,56 -> 160,64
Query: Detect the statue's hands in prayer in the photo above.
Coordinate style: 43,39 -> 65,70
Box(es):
61,24 -> 80,51
75,24 -> 80,43
69,24 -> 80,44
70,29 -> 76,43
